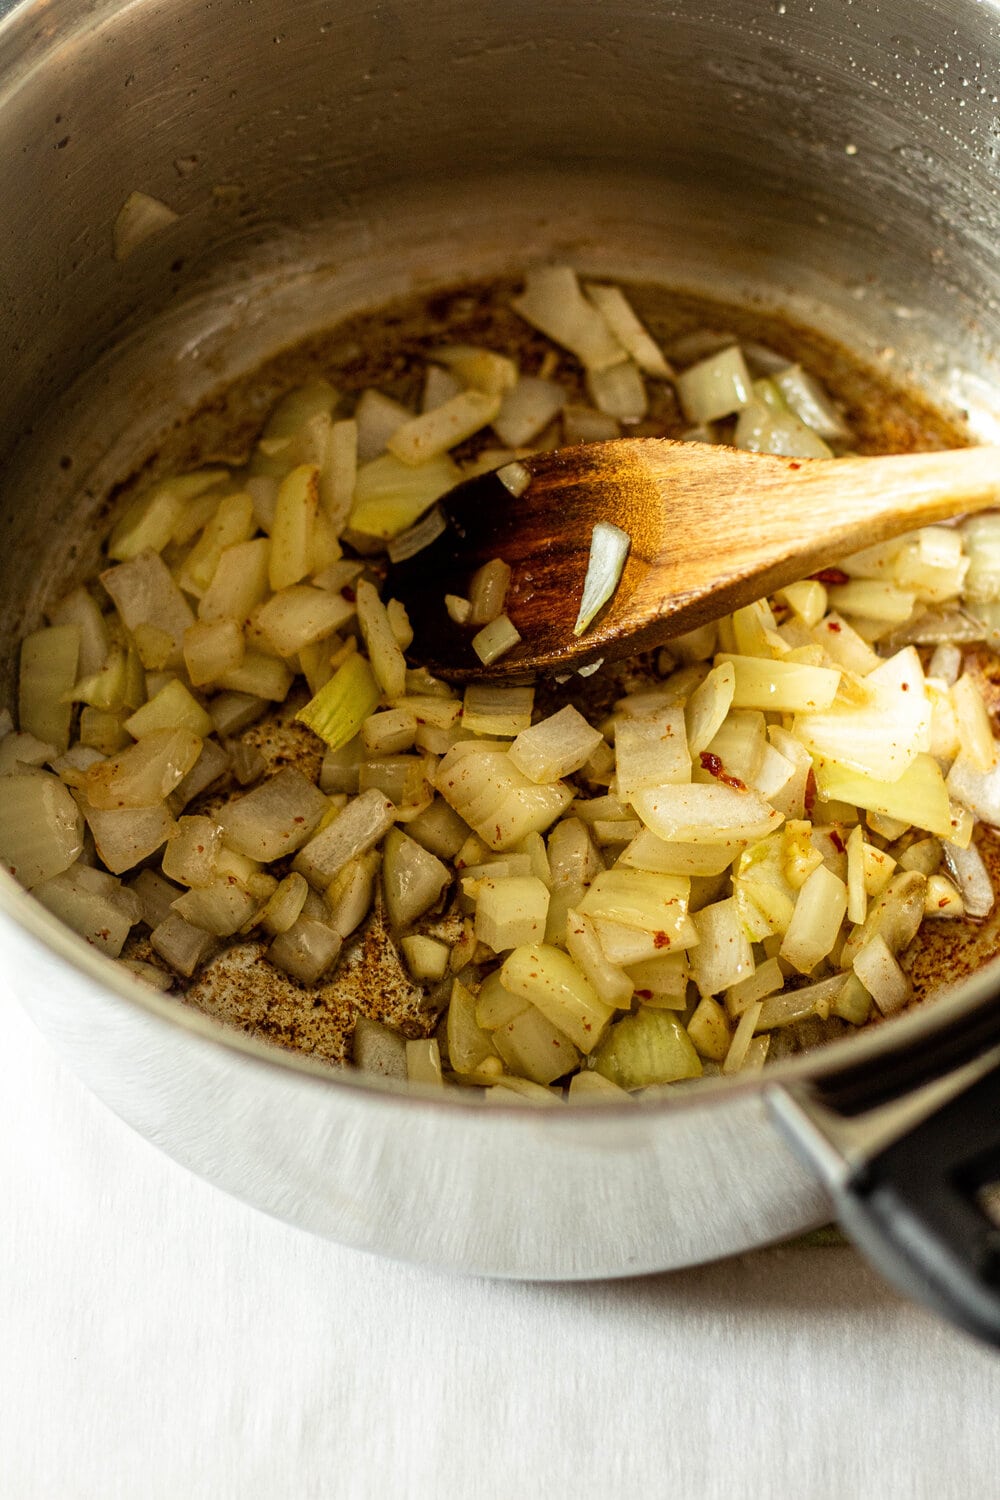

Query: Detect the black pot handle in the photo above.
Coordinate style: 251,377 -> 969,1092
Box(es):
768,1030 -> 1000,1347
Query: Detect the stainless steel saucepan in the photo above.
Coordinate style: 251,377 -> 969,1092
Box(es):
2,0 -> 1000,1341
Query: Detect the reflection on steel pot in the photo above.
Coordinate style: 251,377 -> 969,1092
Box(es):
1,0 -> 1000,1341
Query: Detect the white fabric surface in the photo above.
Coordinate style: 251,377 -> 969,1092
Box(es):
2,988 -> 999,1500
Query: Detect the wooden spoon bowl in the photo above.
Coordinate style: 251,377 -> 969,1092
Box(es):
388,438 -> 1000,681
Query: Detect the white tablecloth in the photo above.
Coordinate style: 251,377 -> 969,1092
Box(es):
3,988 -> 999,1500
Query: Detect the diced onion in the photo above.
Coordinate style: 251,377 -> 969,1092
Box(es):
574,521 -> 631,637
113,190 -> 179,262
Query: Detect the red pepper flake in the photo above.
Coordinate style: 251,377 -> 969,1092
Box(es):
826,620 -> 842,633
939,897 -> 950,908
809,568 -> 849,585
901,682 -> 909,692
341,586 -> 356,603
804,767 -> 817,815
293,815 -> 305,823
829,829 -> 845,854
635,989 -> 653,1000
788,462 -> 802,471
653,931 -> 671,949
699,751 -> 746,791
495,824 -> 502,841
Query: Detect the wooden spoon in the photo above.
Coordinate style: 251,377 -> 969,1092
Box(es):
387,438 -> 1000,682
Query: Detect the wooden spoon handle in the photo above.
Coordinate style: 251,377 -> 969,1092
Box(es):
638,441 -> 1000,565
618,442 -> 1000,638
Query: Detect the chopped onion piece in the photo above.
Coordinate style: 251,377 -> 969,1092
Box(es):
353,1013 -> 408,1079
354,390 -> 412,463
101,551 -> 195,671
686,996 -> 731,1061
168,739 -> 230,814
720,654 -> 840,713
400,936 -> 450,983
293,789 -> 395,889
511,265 -> 626,372
942,839 -> 994,918
319,417 -> 358,532
817,753 -> 952,839
779,863 -> 848,973
422,365 -> 463,412
254,585 -> 354,658
83,727 -> 201,811
774,364 -> 853,443
578,869 -> 690,943
355,579 -> 407,699
689,897 -> 753,996
150,911 -> 214,977
113,190 -> 179,261
429,345 -> 518,397
161,815 -> 222,888
509,706 -> 603,782
472,615 -> 521,665
734,380 -> 833,459
795,647 -> 930,782
574,521 -> 630,637
173,880 -> 259,937
48,587 -> 110,679
853,933 -> 911,1015
722,1002 -> 763,1075
447,979 -> 502,1080
78,797 -> 175,875
564,908 -> 633,1008
614,707 -> 690,798
386,506 -> 447,564
19,625 -> 80,755
268,916 -> 342,985
676,346 -> 752,423
216,767 -> 327,861
349,452 -> 460,540
125,680 -> 212,740
495,380 -> 565,449
583,283 -> 673,378
382,826 -> 450,927
405,1036 -> 444,1086
586,360 -> 648,423
445,594 -> 471,625
591,1008 -> 701,1089
495,460 -> 533,498
562,405 -> 621,444
0,771 -> 84,888
501,943 -> 613,1053
566,1069 -> 634,1103
474,874 -> 549,951
468,558 -> 512,626
462,684 -> 534,738
297,653 -> 381,750
435,744 -> 572,850
388,389 -> 502,466
631,781 -> 782,844
493,1004 -> 579,1085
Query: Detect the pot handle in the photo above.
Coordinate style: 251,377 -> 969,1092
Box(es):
768,1034 -> 1000,1347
